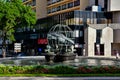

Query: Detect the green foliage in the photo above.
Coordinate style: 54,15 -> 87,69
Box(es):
0,0 -> 36,41
0,0 -> 36,57
10,0 -> 36,28
0,65 -> 120,74
48,65 -> 76,74
25,65 -> 49,74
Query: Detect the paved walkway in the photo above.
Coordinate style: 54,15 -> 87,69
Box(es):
0,77 -> 120,80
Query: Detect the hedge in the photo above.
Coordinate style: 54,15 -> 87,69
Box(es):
0,64 -> 120,74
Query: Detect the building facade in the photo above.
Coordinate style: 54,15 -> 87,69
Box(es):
23,0 -> 36,11
23,0 -> 89,19
85,24 -> 120,58
12,0 -> 120,57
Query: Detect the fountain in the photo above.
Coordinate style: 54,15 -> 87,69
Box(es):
45,24 -> 76,62
0,56 -> 120,67
1,25 -> 120,66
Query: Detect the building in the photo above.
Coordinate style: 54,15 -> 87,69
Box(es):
23,0 -> 47,19
13,0 -> 120,57
22,0 -> 89,19
34,0 -> 112,56
22,0 -> 120,20
22,0 -> 36,11
46,0 -> 89,16
84,0 -> 120,58
18,0 -> 90,55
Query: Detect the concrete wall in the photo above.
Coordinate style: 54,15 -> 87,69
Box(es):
36,0 -> 47,19
86,24 -> 115,57
87,27 -> 96,56
113,29 -> 120,43
84,28 -> 88,56
101,27 -> 113,57
80,0 -> 89,10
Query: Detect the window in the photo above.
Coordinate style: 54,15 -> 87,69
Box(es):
79,31 -> 83,37
96,30 -> 102,44
51,7 -> 57,12
74,0 -> 80,6
47,9 -> 51,13
32,0 -> 36,6
61,4 -> 67,10
68,2 -> 73,8
95,44 -> 104,55
22,0 -> 27,2
52,0 -> 56,3
57,6 -> 61,11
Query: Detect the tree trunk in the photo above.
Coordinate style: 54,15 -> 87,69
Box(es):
2,32 -> 7,58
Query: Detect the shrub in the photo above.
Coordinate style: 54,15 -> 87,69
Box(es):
77,66 -> 120,74
77,66 -> 94,74
49,65 -> 76,74
0,65 -> 119,74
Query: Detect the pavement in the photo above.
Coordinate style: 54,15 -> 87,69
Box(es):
0,77 -> 120,80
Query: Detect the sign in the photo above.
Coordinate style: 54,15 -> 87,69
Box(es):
14,43 -> 21,52
38,39 -> 48,44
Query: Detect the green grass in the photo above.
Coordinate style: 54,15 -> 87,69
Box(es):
0,74 -> 120,77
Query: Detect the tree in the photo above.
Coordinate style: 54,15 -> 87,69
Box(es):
0,0 -> 36,57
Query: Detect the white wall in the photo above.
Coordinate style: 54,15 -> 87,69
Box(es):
86,25 -> 114,57
87,27 -> 96,56
101,27 -> 113,57
109,0 -> 120,11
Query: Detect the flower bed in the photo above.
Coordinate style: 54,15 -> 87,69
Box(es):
0,65 -> 120,74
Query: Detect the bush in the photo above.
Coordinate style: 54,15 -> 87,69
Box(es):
77,66 -> 120,74
77,66 -> 94,74
0,65 -> 119,74
26,65 -> 48,74
48,65 -> 76,74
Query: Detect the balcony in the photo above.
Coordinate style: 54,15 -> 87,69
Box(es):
23,0 -> 32,4
47,0 -> 63,5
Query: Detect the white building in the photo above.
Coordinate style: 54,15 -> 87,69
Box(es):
84,24 -> 120,58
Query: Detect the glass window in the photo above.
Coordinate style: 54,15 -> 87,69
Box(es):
96,30 -> 102,44
51,7 -> 57,12
62,4 -> 67,10
95,44 -> 104,55
57,6 -> 61,11
74,0 -> 80,6
32,0 -> 36,6
68,2 -> 73,8
47,9 -> 51,14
